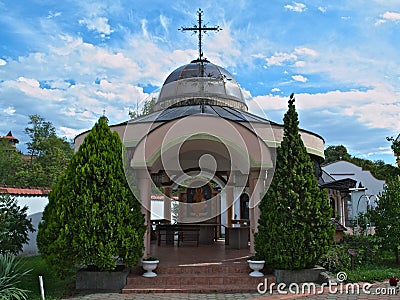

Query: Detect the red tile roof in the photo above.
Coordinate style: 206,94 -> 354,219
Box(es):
0,186 -> 51,196
1,131 -> 19,143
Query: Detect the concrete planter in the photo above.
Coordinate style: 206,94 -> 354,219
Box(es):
275,266 -> 325,284
247,260 -> 265,277
141,260 -> 159,277
76,266 -> 129,291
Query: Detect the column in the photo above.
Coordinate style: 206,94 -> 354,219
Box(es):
139,174 -> 151,258
226,185 -> 234,227
249,169 -> 266,254
163,186 -> 172,223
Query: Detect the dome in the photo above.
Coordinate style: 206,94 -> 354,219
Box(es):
153,60 -> 247,112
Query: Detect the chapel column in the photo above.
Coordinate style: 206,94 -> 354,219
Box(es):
226,184 -> 234,227
163,185 -> 172,223
138,172 -> 152,258
249,169 -> 266,254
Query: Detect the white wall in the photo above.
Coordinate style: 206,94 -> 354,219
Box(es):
13,196 -> 48,257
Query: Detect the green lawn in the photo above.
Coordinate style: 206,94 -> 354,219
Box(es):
18,256 -> 76,300
346,266 -> 400,283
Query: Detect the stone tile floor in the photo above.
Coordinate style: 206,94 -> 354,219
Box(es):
66,241 -> 399,299
64,281 -> 399,299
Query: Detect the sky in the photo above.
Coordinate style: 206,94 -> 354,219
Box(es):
0,0 -> 399,165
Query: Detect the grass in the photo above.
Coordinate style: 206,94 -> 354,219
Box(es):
17,256 -> 76,300
343,251 -> 400,283
346,266 -> 400,283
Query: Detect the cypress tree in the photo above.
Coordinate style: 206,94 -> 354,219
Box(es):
255,94 -> 334,270
37,116 -> 145,276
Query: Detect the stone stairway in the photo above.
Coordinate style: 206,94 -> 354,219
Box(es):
122,260 -> 275,293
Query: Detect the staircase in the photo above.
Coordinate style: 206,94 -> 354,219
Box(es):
122,260 -> 275,293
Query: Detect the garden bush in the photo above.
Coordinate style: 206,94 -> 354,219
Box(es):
0,254 -> 31,299
318,244 -> 351,273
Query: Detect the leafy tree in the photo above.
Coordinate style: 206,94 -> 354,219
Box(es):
369,179 -> 400,264
255,94 -> 334,270
128,97 -> 156,119
0,194 -> 34,255
24,114 -> 56,165
13,115 -> 74,187
37,116 -> 146,277
324,144 -> 399,182
324,145 -> 351,164
0,139 -> 23,185
387,135 -> 400,157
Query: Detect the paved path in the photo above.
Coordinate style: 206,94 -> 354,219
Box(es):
63,282 -> 399,299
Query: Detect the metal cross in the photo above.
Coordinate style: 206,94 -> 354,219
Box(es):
179,9 -> 222,61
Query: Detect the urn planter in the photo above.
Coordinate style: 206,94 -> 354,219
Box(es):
141,259 -> 159,277
247,259 -> 265,277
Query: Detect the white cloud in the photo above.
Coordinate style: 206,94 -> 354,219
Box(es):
284,2 -> 306,13
79,17 -> 113,36
266,52 -> 297,66
292,75 -> 308,82
160,14 -> 169,34
6,77 -> 64,101
47,11 -> 61,19
248,87 -> 400,131
141,19 -> 149,39
294,47 -> 317,57
265,47 -> 317,68
3,107 -> 16,115
59,126 -> 79,139
0,59 -> 6,66
376,11 -> 400,25
206,23 -> 242,67
382,11 -> 400,21
271,88 -> 281,92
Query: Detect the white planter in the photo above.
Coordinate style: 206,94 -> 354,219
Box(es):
247,260 -> 265,277
141,260 -> 159,277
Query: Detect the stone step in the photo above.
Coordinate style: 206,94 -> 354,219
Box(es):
122,285 -> 261,293
126,273 -> 272,286
123,259 -> 275,294
154,264 -> 250,275
122,275 -> 275,293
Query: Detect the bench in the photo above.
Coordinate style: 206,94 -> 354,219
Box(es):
177,226 -> 200,247
156,224 -> 177,246
156,224 -> 200,247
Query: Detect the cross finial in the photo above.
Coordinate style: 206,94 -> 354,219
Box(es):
179,8 -> 222,62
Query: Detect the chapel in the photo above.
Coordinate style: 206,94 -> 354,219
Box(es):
74,9 -> 325,258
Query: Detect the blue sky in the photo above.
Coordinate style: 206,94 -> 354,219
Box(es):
0,0 -> 399,165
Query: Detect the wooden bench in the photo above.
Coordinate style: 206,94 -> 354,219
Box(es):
156,224 -> 200,247
156,224 -> 177,246
177,226 -> 200,247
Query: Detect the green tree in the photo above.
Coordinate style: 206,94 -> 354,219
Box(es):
369,179 -> 400,264
24,114 -> 56,165
324,145 -> 351,164
37,116 -> 146,277
128,97 -> 156,119
324,144 -> 399,182
255,94 -> 334,270
15,115 -> 74,187
0,139 -> 23,185
0,194 -> 34,255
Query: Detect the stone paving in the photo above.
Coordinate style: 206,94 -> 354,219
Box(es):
63,281 -> 399,299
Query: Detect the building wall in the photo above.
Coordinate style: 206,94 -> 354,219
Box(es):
13,195 -> 48,256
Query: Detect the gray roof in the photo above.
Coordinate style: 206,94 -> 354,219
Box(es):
130,104 -> 271,124
153,60 -> 247,112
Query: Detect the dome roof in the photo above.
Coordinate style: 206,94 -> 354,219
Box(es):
153,60 -> 247,112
